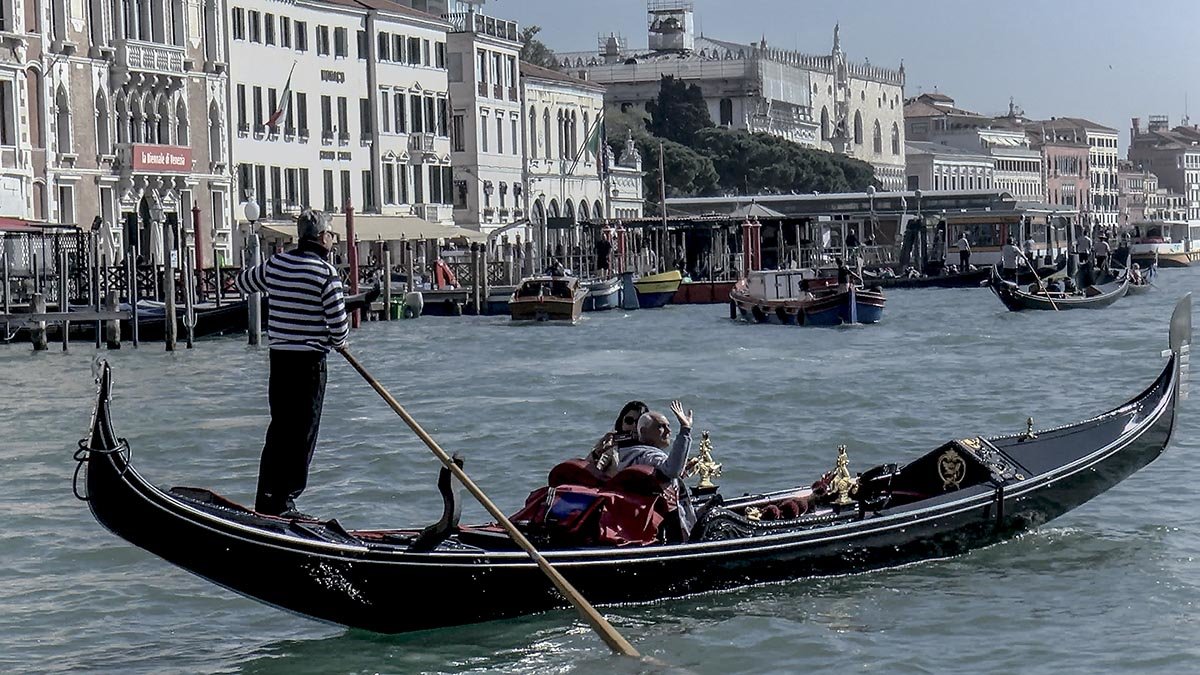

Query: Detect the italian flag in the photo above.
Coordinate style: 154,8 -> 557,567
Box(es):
266,62 -> 296,127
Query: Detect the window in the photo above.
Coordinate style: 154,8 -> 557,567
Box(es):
359,98 -> 371,136
453,180 -> 467,209
320,95 -> 332,139
451,114 -> 464,151
270,166 -> 282,215
284,91 -> 295,135
383,163 -> 395,204
377,33 -> 389,61
719,98 -> 733,126
393,92 -> 405,132
323,169 -> 334,211
398,165 -> 408,204
236,84 -> 247,132
337,97 -> 348,142
264,13 -> 275,45
424,96 -> 434,134
248,10 -> 261,42
252,86 -> 263,132
58,185 -> 74,225
380,93 -> 389,133
316,25 -> 329,55
357,30 -> 367,59
407,36 -> 420,65
285,168 -> 298,205
299,168 -> 310,207
511,117 -> 518,155
410,95 -> 422,133
280,17 -> 291,48
435,42 -> 446,68
430,166 -> 442,204
294,21 -> 307,51
393,35 -> 404,62
361,170 -> 375,211
543,109 -> 551,159
480,112 -> 488,152
267,88 -> 277,132
496,115 -> 503,154
334,27 -> 347,58
296,92 -> 308,136
232,7 -> 245,40
477,49 -> 487,86
422,39 -> 430,66
528,107 -> 537,156
412,165 -> 423,203
437,98 -> 448,137
340,170 -> 351,211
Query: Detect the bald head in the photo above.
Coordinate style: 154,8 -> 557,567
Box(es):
637,411 -> 671,449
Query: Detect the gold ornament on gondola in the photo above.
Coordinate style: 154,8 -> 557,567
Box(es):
743,506 -> 762,522
684,430 -> 723,489
831,445 -> 857,506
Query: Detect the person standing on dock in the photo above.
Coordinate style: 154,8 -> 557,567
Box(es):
955,232 -> 971,270
235,209 -> 349,520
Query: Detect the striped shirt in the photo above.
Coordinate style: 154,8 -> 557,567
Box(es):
236,249 -> 349,352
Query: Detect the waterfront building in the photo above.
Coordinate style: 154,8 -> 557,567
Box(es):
1024,121 -> 1090,214
30,0 -> 233,264
904,95 -> 1042,201
607,132 -> 644,221
520,63 -> 605,227
1128,116 -> 1200,221
904,141 -> 994,192
1036,117 -> 1119,230
555,3 -> 906,190
444,0 -> 523,235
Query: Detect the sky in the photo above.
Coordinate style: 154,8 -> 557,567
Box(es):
487,0 -> 1200,150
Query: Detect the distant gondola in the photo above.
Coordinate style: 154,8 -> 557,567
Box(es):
985,268 -> 1129,311
74,295 -> 1191,635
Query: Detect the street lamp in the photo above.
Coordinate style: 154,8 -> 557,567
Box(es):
243,193 -> 261,226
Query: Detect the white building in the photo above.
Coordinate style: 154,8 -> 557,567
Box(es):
607,132 -> 644,220
520,63 -> 605,227
905,142 -> 994,192
228,0 -> 374,228
445,0 -> 523,235
557,5 -> 906,190
364,1 -> 455,227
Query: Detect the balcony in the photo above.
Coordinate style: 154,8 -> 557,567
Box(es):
408,132 -> 435,153
337,132 -> 350,146
115,39 -> 186,77
507,87 -> 518,102
321,130 -> 334,145
493,84 -> 503,99
416,203 -> 452,222
298,127 -> 310,142
237,122 -> 250,137
445,11 -> 520,43
0,146 -> 28,170
477,81 -> 488,98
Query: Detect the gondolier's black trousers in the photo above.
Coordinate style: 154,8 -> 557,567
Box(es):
256,349 -> 327,515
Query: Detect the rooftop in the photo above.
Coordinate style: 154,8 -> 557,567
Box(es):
519,62 -> 606,91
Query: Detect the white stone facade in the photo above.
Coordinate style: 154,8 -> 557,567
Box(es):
445,5 -> 522,234
520,63 -> 605,226
904,141 -> 994,192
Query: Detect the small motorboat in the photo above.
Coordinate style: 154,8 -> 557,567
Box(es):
633,270 -> 682,308
730,269 -> 885,326
582,277 -> 622,312
74,295 -> 1192,635
508,276 -> 587,322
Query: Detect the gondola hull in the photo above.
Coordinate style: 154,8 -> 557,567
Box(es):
986,274 -> 1129,311
78,297 -> 1190,635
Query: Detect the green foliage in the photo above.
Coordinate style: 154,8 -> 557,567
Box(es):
694,129 -> 878,195
519,26 -> 560,71
646,76 -> 714,146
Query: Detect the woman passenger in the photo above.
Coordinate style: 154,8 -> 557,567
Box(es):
588,400 -> 649,474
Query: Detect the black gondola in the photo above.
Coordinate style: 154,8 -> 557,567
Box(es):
985,268 -> 1129,311
75,296 -> 1191,635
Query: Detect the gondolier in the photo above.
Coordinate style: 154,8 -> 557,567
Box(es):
235,209 -> 349,519
956,233 -> 971,269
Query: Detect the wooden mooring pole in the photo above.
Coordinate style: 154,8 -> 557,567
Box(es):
163,221 -> 177,352
382,249 -> 392,321
58,249 -> 69,352
127,253 -> 140,347
104,291 -> 121,349
30,293 -> 47,350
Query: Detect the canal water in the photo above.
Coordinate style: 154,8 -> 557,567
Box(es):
2,270 -> 1198,674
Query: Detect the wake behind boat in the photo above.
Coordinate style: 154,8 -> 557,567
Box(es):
75,296 -> 1189,635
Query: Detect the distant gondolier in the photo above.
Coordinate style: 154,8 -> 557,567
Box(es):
956,233 -> 971,270
1001,237 -> 1020,281
1094,235 -> 1110,272
235,209 -> 348,519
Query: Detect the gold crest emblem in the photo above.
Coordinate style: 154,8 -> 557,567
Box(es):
938,450 -> 967,490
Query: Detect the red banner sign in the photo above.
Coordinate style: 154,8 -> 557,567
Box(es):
131,144 -> 192,173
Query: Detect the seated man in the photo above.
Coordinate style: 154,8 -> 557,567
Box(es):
615,401 -> 696,541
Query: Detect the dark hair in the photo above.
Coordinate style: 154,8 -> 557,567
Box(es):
614,400 -> 649,432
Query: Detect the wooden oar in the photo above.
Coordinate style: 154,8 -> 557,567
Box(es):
1019,254 -> 1059,312
338,348 -> 641,658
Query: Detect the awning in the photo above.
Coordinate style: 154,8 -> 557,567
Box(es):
259,215 -> 486,243
0,217 -> 48,233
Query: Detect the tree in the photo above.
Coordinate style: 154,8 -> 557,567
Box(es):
520,26 -> 560,71
693,128 -> 878,195
646,75 -> 713,146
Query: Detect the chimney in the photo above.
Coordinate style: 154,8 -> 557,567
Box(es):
1132,117 -> 1141,136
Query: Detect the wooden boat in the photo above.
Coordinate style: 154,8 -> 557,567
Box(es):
730,270 -> 885,326
673,280 -> 737,304
633,270 -> 682,308
508,276 -> 587,322
75,295 -> 1192,634
582,276 -> 622,312
985,269 -> 1129,311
